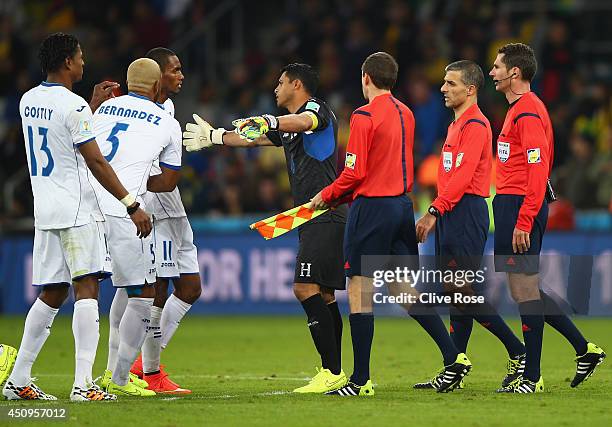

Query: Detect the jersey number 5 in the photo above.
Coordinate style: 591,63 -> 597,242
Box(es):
27,126 -> 53,176
104,122 -> 130,162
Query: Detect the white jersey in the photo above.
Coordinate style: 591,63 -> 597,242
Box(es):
20,82 -> 103,230
144,98 -> 187,219
93,93 -> 182,217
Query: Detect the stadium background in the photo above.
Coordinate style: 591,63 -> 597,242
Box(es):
0,0 -> 611,316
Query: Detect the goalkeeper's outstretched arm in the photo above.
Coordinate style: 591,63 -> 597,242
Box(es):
222,131 -> 275,147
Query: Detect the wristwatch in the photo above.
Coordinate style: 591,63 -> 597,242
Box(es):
428,206 -> 441,218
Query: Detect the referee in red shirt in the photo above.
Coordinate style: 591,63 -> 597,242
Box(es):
311,52 -> 470,395
413,60 -> 526,391
490,43 -> 605,393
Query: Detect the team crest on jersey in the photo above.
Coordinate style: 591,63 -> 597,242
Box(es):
455,152 -> 464,168
78,119 -> 93,136
527,148 -> 541,163
498,141 -> 510,163
443,151 -> 453,172
345,152 -> 356,169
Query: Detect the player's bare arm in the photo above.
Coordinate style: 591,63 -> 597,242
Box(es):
78,140 -> 152,238
147,165 -> 181,192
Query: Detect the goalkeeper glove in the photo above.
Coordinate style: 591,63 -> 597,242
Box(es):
232,114 -> 278,141
182,114 -> 226,152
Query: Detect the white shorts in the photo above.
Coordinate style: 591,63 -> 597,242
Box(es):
104,215 -> 156,287
153,216 -> 199,279
32,220 -> 111,286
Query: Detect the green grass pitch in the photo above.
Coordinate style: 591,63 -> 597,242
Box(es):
1,315 -> 610,426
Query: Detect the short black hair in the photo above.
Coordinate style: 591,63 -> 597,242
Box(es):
445,60 -> 484,91
498,43 -> 537,82
280,63 -> 319,95
146,47 -> 177,72
38,32 -> 80,75
361,52 -> 398,90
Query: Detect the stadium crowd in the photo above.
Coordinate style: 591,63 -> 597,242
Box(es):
0,0 -> 611,225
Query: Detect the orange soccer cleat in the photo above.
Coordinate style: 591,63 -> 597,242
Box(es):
130,354 -> 144,379
143,370 -> 191,395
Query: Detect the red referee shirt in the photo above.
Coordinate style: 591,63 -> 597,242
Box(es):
321,93 -> 415,203
496,92 -> 554,232
431,104 -> 492,215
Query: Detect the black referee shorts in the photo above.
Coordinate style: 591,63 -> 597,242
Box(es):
294,221 -> 346,290
493,194 -> 548,274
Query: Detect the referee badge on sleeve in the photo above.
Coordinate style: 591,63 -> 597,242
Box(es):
527,148 -> 541,163
345,152 -> 356,169
455,152 -> 464,168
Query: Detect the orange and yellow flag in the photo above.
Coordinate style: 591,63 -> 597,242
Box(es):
249,203 -> 329,240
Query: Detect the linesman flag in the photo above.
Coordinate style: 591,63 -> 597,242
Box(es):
250,203 -> 329,240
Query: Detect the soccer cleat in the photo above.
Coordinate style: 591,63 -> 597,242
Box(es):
106,379 -> 156,397
325,379 -> 374,396
98,369 -> 149,390
130,354 -> 144,379
293,367 -> 348,394
414,373 -> 465,390
571,343 -> 606,388
502,353 -> 526,388
0,344 -> 17,388
144,371 -> 191,394
436,353 -> 472,393
497,376 -> 544,393
70,384 -> 117,401
2,379 -> 57,400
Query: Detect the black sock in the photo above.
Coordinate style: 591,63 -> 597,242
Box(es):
518,299 -> 544,382
449,308 -> 473,354
301,294 -> 340,375
540,290 -> 588,355
468,302 -> 526,357
348,313 -> 374,386
409,303 -> 458,365
327,301 -> 343,369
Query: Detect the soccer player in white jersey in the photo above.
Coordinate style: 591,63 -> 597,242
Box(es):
2,33 -> 151,402
93,58 -> 182,397
125,47 -> 197,394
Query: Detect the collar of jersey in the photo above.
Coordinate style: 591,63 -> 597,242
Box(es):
41,81 -> 64,87
451,103 -> 480,125
128,91 -> 152,101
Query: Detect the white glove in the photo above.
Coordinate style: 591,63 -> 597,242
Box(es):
182,114 -> 225,152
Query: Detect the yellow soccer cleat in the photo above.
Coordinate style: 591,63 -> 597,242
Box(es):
0,344 -> 17,389
326,379 -> 375,396
98,369 -> 149,390
293,368 -> 348,394
106,379 -> 156,397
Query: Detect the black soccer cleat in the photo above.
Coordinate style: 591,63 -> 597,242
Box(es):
571,343 -> 606,388
497,376 -> 543,393
436,353 -> 472,393
502,353 -> 526,388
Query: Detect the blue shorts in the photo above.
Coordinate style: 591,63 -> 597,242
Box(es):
435,194 -> 488,272
344,195 -> 418,278
493,194 -> 548,274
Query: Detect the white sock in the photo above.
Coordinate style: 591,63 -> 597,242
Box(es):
106,288 -> 128,372
112,297 -> 153,386
142,305 -> 163,374
72,299 -> 99,389
9,298 -> 59,386
160,294 -> 192,349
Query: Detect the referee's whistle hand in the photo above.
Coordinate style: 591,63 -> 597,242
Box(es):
512,227 -> 530,254
415,213 -> 436,243
309,191 -> 328,210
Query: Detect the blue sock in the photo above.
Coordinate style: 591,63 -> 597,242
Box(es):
449,309 -> 473,354
409,303 -> 458,365
540,290 -> 588,355
348,313 -> 374,386
470,301 -> 526,357
518,299 -> 544,382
